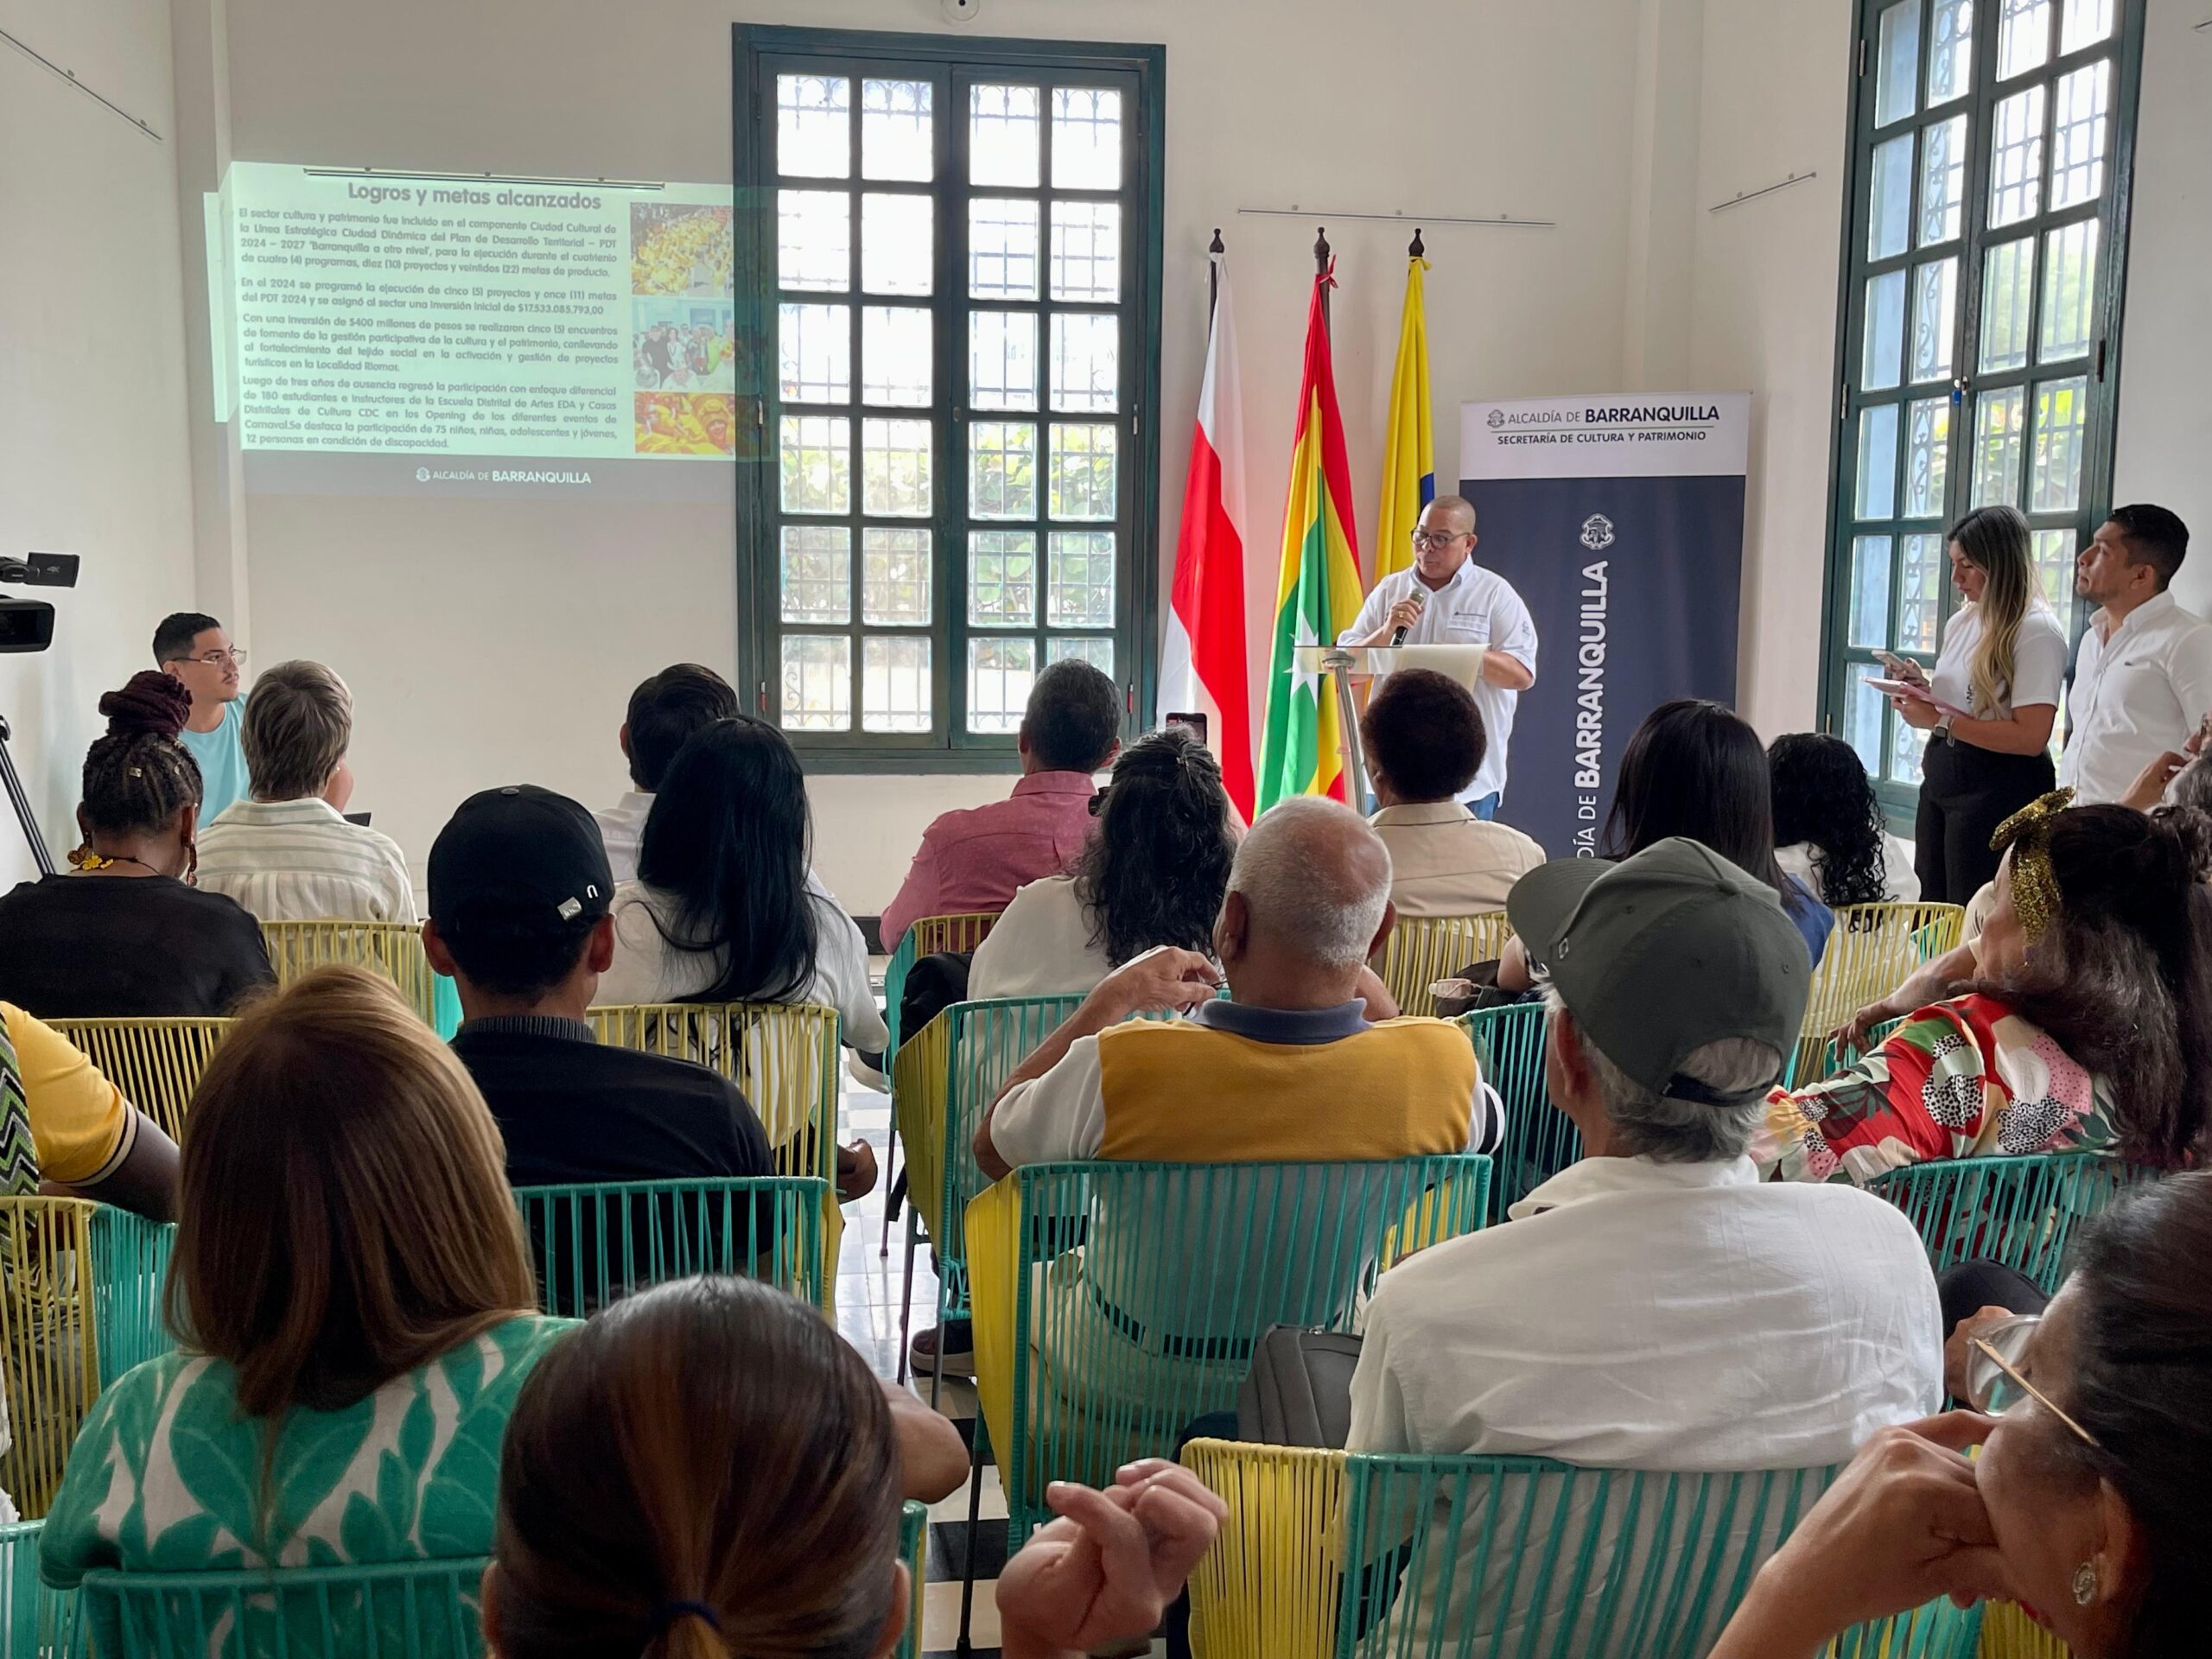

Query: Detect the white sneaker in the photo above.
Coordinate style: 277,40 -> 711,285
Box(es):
847,1052 -> 889,1094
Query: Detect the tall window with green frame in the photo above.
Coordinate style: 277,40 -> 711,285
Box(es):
736,29 -> 1163,760
1826,0 -> 2141,807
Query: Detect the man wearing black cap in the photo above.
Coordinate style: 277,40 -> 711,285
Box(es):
1349,838 -> 1941,1478
423,785 -> 771,1188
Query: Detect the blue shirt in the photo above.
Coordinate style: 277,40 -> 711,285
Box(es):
176,701 -> 248,824
1783,874 -> 1834,968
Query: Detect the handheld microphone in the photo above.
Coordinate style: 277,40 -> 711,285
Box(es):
1389,589 -> 1426,647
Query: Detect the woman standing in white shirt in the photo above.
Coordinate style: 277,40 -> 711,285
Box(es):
594,717 -> 888,1056
1897,505 -> 2067,903
968,728 -> 1238,1001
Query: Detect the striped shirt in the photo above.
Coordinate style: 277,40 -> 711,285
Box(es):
197,798 -> 417,925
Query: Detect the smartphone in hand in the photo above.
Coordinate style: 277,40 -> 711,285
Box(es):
1875,650 -> 1929,688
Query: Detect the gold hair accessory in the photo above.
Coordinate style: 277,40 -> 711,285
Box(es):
68,845 -> 113,870
1991,788 -> 2075,942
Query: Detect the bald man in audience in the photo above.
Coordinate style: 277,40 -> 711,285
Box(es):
976,797 -> 1500,1178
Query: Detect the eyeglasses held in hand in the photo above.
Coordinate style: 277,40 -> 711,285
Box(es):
169,648 -> 246,668
1966,1315 -> 2097,1447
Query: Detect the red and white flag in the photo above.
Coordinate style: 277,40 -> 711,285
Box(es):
1162,250 -> 1255,821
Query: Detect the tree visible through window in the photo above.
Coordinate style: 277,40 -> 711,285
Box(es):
737,29 -> 1163,761
1824,0 -> 2142,811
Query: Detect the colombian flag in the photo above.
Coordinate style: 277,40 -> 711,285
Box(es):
1373,255 -> 1433,583
1258,266 -> 1365,811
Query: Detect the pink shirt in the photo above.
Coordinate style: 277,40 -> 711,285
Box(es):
879,772 -> 1096,944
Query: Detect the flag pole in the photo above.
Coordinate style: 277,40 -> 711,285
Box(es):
1208,226 -> 1224,321
1313,225 -> 1331,334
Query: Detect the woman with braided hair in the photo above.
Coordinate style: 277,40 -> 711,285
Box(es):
0,671 -> 271,1016
1758,794 -> 2212,1184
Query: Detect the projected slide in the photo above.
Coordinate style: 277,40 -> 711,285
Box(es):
213,164 -> 738,465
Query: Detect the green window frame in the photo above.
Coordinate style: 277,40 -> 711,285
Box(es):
1820,0 -> 2145,819
733,25 -> 1166,772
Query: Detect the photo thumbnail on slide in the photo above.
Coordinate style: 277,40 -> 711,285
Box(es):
207,164 -> 743,485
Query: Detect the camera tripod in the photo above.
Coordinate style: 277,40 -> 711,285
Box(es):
0,715 -> 55,875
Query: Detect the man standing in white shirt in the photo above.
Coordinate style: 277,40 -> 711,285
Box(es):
596,664 -> 740,885
1338,496 -> 1537,819
2058,505 -> 2212,805
1350,839 -> 1941,1476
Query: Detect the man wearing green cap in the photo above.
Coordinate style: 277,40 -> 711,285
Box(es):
1349,838 -> 1942,1478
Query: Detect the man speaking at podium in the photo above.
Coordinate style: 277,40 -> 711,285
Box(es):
1338,496 -> 1539,819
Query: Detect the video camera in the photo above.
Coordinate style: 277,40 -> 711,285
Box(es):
0,551 -> 80,653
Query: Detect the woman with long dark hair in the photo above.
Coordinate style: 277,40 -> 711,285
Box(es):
1602,699 -> 1834,964
0,671 -> 271,1015
596,717 -> 888,1053
1896,505 -> 2067,903
1766,797 -> 2212,1182
1769,732 -> 1919,909
969,728 -> 1237,1000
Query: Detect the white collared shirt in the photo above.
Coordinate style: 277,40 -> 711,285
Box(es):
593,791 -> 654,885
1349,1154 -> 1942,1469
1926,601 -> 2068,721
2058,591 -> 2212,804
197,798 -> 417,925
1338,561 -> 1539,804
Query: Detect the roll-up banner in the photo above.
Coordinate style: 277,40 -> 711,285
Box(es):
1461,394 -> 1751,857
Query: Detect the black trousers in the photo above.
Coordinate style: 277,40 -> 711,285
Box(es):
1913,734 -> 2055,906
1937,1258 -> 2050,1334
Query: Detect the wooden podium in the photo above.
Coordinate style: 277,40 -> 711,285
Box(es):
1290,644 -> 1487,806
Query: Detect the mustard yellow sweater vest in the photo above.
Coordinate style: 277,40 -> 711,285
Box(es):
1094,1017 -> 1475,1162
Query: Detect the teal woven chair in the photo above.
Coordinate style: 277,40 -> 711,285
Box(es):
88,1206 -> 177,1389
1179,1440 -> 1981,1659
2,1520 -> 75,1659
1458,1004 -> 1580,1220
1866,1151 -> 2146,1294
897,1498 -> 928,1659
880,912 -> 1000,1069
513,1177 -> 829,1315
76,1556 -> 486,1659
968,1154 -> 1493,1548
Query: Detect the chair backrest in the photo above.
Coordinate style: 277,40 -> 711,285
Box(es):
260,920 -> 438,1024
881,912 -> 1000,1064
967,1154 -> 1492,1544
1457,1004 -> 1580,1221
898,995 -> 1084,1320
2,1519 -> 76,1659
1791,903 -> 1964,1084
1374,913 -> 1513,1020
43,1018 -> 231,1144
77,1555 -> 487,1659
86,1205 -> 178,1389
1866,1151 -> 2146,1294
514,1177 -> 829,1315
588,1002 -> 842,1183
1177,1440 -> 1983,1659
0,1198 -> 101,1519
897,1498 -> 927,1659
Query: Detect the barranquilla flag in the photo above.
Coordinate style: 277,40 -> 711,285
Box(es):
1373,255 -> 1433,583
1258,266 -> 1364,811
1162,249 -> 1255,820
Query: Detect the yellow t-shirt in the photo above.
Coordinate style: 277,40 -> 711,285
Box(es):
2,1002 -> 134,1186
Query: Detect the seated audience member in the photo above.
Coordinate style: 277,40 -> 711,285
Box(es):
595,663 -> 740,885
154,610 -> 250,823
38,967 -> 559,1584
1499,699 -> 1832,989
196,659 -> 416,924
2118,712 -> 2212,814
1767,796 -> 2212,1182
597,718 -> 887,1052
423,785 -> 772,1191
879,659 -> 1122,947
1360,667 -> 1544,917
969,728 -> 1238,1001
1712,1172 -> 2212,1659
1354,839 -> 1939,1465
486,1279 -> 1215,1659
1769,731 -> 1921,906
0,673 -> 270,1016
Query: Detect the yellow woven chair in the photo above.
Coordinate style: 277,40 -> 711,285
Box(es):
1373,912 -> 1513,1019
589,1001 -> 845,1281
0,1198 -> 100,1521
259,920 -> 439,1024
882,912 -> 1001,1065
43,1018 -> 231,1143
1789,903 -> 1964,1085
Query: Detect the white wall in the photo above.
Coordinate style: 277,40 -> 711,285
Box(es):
0,2 -> 199,887
189,0 -> 1644,912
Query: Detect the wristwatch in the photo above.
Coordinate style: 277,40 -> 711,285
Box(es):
1936,712 -> 1956,737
